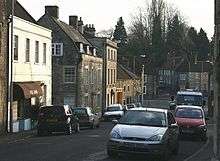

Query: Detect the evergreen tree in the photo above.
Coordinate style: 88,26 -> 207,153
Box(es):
187,27 -> 198,60
166,14 -> 184,56
197,28 -> 210,60
113,17 -> 128,50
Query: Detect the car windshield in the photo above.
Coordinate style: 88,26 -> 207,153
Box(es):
107,106 -> 121,111
175,108 -> 203,119
39,106 -> 64,117
72,108 -> 87,116
127,104 -> 135,109
119,110 -> 167,127
176,95 -> 203,106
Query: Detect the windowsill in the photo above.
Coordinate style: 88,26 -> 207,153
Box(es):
64,82 -> 75,84
24,61 -> 30,64
34,62 -> 39,65
13,60 -> 19,63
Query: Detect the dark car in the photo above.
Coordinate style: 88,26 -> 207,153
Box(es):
175,105 -> 207,141
72,107 -> 100,129
37,105 -> 80,136
107,108 -> 179,160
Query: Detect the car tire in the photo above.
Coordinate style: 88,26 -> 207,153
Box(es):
201,134 -> 207,142
160,147 -> 169,161
173,141 -> 179,155
66,124 -> 73,135
90,121 -> 95,129
107,149 -> 118,158
75,123 -> 80,133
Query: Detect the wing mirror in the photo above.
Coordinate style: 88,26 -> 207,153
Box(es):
112,119 -> 119,125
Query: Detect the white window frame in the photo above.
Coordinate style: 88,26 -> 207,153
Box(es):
52,43 -> 63,56
143,86 -> 147,94
63,66 -> 76,83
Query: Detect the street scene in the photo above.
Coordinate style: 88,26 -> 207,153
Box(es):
0,0 -> 219,161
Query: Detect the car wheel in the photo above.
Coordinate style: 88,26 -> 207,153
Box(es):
66,124 -> 72,135
90,121 -> 95,129
75,123 -> 80,133
173,141 -> 179,155
107,149 -> 118,158
201,134 -> 207,141
160,147 -> 169,161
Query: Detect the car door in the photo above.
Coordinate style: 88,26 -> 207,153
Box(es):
167,112 -> 179,149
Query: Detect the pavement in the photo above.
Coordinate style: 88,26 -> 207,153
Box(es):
183,118 -> 216,161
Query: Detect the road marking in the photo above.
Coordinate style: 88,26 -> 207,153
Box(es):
183,137 -> 210,161
82,151 -> 107,161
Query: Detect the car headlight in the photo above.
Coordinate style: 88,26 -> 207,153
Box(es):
110,131 -> 121,139
146,134 -> 163,142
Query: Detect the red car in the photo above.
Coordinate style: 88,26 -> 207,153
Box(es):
174,105 -> 207,141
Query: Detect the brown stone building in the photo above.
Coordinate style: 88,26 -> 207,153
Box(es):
0,0 -> 8,133
116,64 -> 141,105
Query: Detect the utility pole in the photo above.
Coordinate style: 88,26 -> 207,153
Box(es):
141,65 -> 145,105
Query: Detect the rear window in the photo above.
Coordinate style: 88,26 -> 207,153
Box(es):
107,106 -> 121,111
72,108 -> 87,116
175,108 -> 203,119
39,106 -> 65,117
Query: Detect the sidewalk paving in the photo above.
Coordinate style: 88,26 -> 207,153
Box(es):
184,117 -> 216,161
0,129 -> 36,144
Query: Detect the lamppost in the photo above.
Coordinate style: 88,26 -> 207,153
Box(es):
141,65 -> 145,105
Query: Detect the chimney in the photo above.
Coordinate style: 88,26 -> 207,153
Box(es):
45,6 -> 59,19
78,17 -> 84,33
84,24 -> 96,38
69,16 -> 78,29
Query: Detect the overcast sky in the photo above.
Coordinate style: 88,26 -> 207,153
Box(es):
18,0 -> 214,39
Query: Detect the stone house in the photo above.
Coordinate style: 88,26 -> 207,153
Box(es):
116,64 -> 141,105
83,27 -> 117,108
38,6 -> 102,108
8,1 -> 52,132
0,0 -> 8,134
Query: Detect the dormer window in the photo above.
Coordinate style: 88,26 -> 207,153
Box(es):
52,43 -> 63,56
93,48 -> 96,56
80,43 -> 84,53
87,46 -> 90,54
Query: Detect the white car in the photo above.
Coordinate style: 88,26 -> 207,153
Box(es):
103,104 -> 124,121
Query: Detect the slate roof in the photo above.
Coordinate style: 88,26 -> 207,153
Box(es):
117,64 -> 139,80
8,0 -> 37,24
53,18 -> 91,46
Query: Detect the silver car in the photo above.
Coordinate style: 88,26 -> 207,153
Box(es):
107,108 -> 179,161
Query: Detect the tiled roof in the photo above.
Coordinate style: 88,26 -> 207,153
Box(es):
117,64 -> 139,80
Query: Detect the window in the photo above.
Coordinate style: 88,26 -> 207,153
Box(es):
52,43 -> 63,56
111,50 -> 113,60
128,86 -> 130,91
97,69 -> 102,83
14,35 -> 18,61
64,66 -> 76,83
143,86 -> 146,94
84,68 -> 89,84
35,41 -> 39,63
107,49 -> 109,60
43,43 -> 46,64
108,69 -> 110,84
144,74 -> 148,83
124,86 -> 126,92
25,38 -> 30,62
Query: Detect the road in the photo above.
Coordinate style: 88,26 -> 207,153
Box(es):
0,122 -> 206,161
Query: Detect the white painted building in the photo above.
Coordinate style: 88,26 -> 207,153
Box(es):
9,14 -> 52,132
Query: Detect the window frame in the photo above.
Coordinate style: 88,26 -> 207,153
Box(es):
35,41 -> 39,63
25,38 -> 30,62
52,43 -> 63,56
13,35 -> 18,61
63,66 -> 76,83
43,43 -> 46,64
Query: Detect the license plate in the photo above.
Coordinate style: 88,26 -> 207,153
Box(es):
47,118 -> 57,122
182,129 -> 194,134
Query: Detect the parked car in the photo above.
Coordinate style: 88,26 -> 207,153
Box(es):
37,105 -> 80,136
174,105 -> 207,141
71,107 -> 100,129
107,108 -> 179,160
103,104 -> 124,121
126,103 -> 137,109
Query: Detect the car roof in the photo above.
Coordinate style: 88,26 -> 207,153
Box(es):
176,105 -> 203,110
129,107 -> 168,113
177,91 -> 203,96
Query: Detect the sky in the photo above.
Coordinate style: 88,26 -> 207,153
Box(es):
18,0 -> 214,39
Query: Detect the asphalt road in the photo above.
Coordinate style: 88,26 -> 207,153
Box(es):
0,122 -> 205,161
